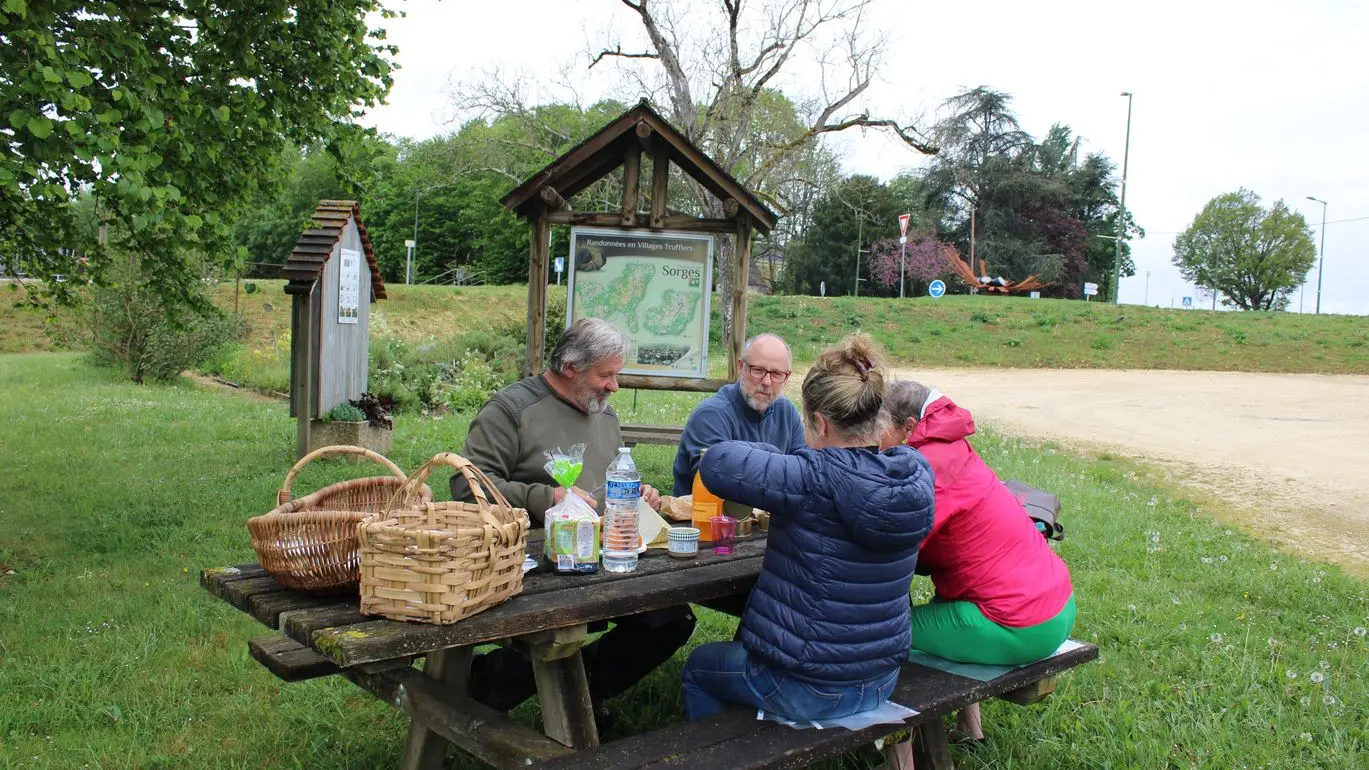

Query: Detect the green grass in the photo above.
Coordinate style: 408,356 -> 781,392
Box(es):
6,282 -> 1369,376
1,355 -> 1366,768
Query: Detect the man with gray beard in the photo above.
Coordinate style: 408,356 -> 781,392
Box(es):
456,317 -> 661,519
456,317 -> 690,726
671,333 -> 806,495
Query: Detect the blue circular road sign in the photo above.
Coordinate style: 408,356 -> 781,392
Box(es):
928,279 -> 946,298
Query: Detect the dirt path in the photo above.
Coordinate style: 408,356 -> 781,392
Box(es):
890,368 -> 1369,577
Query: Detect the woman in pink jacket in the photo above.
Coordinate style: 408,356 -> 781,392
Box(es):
881,381 -> 1075,741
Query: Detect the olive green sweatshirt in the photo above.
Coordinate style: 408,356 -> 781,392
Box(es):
454,374 -> 621,524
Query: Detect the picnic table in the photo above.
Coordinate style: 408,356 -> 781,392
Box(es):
204,528 -> 1097,770
203,530 -> 768,768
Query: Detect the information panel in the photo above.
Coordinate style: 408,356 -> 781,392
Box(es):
566,228 -> 714,378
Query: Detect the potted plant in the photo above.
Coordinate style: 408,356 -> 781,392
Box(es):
309,393 -> 395,456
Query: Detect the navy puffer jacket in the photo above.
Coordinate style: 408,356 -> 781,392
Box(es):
701,441 -> 936,686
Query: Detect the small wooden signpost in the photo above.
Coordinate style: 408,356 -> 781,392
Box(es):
501,99 -> 779,394
282,200 -> 387,460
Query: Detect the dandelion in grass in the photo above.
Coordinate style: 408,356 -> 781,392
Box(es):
1270,562 -> 1278,571
1300,696 -> 1312,708
1309,672 -> 1325,684
1209,633 -> 1224,644
1312,577 -> 1321,583
1201,556 -> 1213,565
1323,695 -> 1338,706
1219,555 -> 1229,563
1300,732 -> 1312,742
1319,660 -> 1330,670
1286,669 -> 1298,679
1172,596 -> 1181,605
1354,627 -> 1367,637
1224,529 -> 1233,536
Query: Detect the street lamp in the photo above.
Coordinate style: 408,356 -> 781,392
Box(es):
1306,196 -> 1328,314
1112,91 -> 1133,304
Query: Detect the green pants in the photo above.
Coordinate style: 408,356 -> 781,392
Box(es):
909,594 -> 1077,666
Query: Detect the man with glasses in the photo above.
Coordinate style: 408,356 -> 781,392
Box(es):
672,334 -> 806,495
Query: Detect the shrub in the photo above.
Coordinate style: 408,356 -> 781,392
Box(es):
969,311 -> 995,324
325,403 -> 367,423
86,263 -> 243,384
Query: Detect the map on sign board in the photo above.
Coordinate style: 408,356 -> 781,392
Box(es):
567,228 -> 713,378
337,248 -> 361,324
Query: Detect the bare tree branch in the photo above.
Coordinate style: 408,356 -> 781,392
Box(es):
589,45 -> 660,69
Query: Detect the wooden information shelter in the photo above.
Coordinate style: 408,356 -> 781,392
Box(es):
501,99 -> 778,393
282,200 -> 387,459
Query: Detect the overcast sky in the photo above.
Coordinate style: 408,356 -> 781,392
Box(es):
360,0 -> 1368,315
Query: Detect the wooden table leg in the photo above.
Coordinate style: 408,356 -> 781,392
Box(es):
399,646 -> 473,770
912,715 -> 956,770
526,625 -> 598,750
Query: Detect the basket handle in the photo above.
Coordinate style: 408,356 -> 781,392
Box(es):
383,452 -> 516,520
278,445 -> 409,506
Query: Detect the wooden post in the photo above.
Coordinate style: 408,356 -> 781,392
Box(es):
650,153 -> 669,229
524,209 -> 550,378
291,286 -> 316,461
912,717 -> 956,770
528,627 -> 598,750
729,216 -> 753,380
621,144 -> 641,228
399,647 -> 473,770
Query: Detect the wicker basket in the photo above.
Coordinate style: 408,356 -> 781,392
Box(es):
359,452 -> 530,625
247,445 -> 433,594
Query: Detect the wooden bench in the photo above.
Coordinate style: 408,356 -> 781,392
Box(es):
247,630 -> 1096,770
525,643 -> 1097,770
619,423 -> 685,447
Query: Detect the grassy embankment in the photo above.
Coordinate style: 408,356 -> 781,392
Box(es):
4,283 -> 1366,389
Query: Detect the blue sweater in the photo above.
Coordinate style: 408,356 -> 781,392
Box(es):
701,441 -> 935,686
672,383 -> 806,495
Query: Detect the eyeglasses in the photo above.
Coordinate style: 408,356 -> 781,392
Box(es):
741,359 -> 791,383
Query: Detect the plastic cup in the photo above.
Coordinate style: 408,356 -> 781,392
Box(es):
710,516 -> 737,556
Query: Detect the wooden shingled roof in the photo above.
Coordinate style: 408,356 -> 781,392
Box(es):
282,200 -> 386,298
501,99 -> 778,233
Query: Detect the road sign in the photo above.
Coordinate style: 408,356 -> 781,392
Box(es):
899,235 -> 907,245
1083,282 -> 1099,297
898,214 -> 910,237
1182,296 -> 1193,308
553,256 -> 564,274
928,279 -> 946,298
404,239 -> 415,248
1029,291 -> 1041,299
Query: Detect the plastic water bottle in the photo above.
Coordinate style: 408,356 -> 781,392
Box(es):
602,447 -> 641,573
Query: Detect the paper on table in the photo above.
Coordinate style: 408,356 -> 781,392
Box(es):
639,497 -> 671,549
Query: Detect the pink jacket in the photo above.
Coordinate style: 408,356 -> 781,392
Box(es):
908,395 -> 1073,627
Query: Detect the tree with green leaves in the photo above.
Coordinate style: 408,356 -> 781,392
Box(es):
1172,189 -> 1315,311
781,174 -> 913,296
920,89 -> 1137,299
1,0 -> 397,306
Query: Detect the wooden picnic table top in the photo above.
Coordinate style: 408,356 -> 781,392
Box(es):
202,530 -> 767,669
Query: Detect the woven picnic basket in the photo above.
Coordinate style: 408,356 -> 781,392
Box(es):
247,445 -> 433,594
359,452 -> 530,625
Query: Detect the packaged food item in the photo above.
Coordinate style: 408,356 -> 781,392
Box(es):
542,444 -> 600,574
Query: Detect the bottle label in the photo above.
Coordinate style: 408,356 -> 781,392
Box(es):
606,479 -> 640,501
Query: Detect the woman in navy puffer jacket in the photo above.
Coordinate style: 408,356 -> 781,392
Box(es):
681,334 -> 936,722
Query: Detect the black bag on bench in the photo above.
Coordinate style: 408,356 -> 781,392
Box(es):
1003,479 -> 1065,541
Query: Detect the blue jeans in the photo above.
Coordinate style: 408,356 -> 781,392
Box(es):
681,641 -> 899,721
